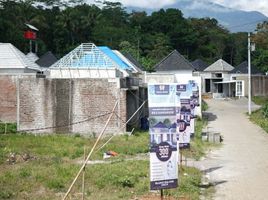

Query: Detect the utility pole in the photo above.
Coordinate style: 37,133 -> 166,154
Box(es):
248,32 -> 251,115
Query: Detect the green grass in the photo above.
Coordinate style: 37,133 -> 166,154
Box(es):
250,109 -> 268,133
202,100 -> 208,112
250,96 -> 268,133
0,123 -> 17,134
0,132 -> 204,200
252,96 -> 268,106
183,117 -> 217,160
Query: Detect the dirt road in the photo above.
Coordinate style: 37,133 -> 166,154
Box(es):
195,98 -> 268,200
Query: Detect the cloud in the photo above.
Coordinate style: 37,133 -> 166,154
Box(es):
211,0 -> 268,16
86,0 -> 268,16
184,1 -> 231,13
86,0 -> 176,9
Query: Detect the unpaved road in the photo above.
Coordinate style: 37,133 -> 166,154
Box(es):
192,98 -> 268,200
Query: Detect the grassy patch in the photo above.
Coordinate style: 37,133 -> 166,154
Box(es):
252,96 -> 268,106
250,96 -> 268,133
201,100 -> 208,112
0,123 -> 17,134
0,132 -> 204,200
250,109 -> 268,133
183,117 -> 218,160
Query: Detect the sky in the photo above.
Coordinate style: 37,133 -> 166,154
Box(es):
90,0 -> 268,16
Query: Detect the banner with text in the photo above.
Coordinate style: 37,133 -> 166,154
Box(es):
148,84 -> 178,190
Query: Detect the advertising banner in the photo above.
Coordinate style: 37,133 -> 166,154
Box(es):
176,84 -> 193,149
148,84 -> 178,190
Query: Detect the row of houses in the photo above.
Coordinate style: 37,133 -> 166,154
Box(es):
0,42 -> 267,135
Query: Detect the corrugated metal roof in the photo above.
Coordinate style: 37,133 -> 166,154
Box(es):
0,43 -> 40,69
99,46 -> 131,70
112,50 -> 140,72
204,59 -> 234,72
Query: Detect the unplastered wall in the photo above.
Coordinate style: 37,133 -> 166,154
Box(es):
71,78 -> 127,135
18,77 -> 56,133
18,77 -> 127,135
0,75 -> 18,122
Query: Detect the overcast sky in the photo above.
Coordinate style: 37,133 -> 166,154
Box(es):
91,0 -> 268,16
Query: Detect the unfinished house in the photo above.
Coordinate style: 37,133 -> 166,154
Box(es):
200,59 -> 237,98
0,43 -> 43,123
18,43 -> 146,135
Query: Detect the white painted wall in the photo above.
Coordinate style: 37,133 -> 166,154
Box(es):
49,68 -> 124,79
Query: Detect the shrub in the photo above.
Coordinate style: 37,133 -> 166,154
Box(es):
262,103 -> 268,118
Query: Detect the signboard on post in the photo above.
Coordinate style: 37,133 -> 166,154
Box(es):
148,84 -> 178,190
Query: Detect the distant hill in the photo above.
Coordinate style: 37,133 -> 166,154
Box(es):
127,0 -> 268,33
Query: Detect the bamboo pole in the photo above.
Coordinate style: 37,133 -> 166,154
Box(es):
82,146 -> 86,200
96,100 -> 147,151
62,101 -> 118,200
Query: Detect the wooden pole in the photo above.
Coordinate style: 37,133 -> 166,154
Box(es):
160,189 -> 164,200
63,101 -> 118,200
82,146 -> 86,200
180,151 -> 183,170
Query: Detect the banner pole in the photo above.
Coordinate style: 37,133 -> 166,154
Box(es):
160,189 -> 164,200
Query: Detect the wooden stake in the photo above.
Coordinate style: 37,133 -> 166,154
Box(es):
160,189 -> 164,200
4,123 -> 7,134
63,101 -> 118,200
180,151 -> 183,170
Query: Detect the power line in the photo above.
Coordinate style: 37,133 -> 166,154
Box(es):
18,112 -> 112,132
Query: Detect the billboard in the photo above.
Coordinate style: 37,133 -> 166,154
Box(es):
148,84 -> 178,190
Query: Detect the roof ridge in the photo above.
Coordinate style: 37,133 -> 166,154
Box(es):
9,44 -> 27,68
154,50 -> 177,69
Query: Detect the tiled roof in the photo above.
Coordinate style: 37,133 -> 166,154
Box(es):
0,43 -> 40,70
191,59 -> 208,71
231,61 -> 263,74
154,50 -> 194,71
35,51 -> 57,68
204,59 -> 234,72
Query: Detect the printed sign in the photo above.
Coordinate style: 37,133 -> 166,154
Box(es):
148,84 -> 178,190
176,84 -> 193,149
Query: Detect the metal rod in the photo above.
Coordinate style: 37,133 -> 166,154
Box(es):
248,32 -> 252,115
63,101 -> 118,200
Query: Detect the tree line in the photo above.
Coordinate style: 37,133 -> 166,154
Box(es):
0,0 -> 267,72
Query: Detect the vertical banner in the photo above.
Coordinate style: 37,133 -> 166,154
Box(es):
148,84 -> 178,190
176,84 -> 192,149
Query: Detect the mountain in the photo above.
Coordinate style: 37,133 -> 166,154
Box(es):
127,0 -> 268,33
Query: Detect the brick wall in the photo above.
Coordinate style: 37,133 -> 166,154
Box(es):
18,77 -> 127,135
0,75 -> 17,122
